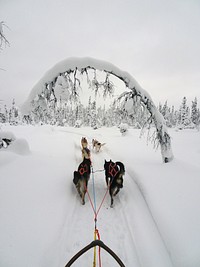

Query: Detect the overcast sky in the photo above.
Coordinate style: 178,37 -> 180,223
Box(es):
1,0 -> 200,109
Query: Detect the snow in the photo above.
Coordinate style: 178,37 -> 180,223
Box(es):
0,125 -> 200,267
20,56 -> 174,162
21,57 -> 151,115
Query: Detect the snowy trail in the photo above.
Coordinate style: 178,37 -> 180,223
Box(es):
55,128 -> 172,266
99,149 -> 173,267
56,132 -> 139,266
1,125 -> 200,267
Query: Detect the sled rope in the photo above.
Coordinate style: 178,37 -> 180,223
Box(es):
91,166 -> 97,218
91,166 -> 102,267
85,162 -> 119,266
92,169 -> 104,173
68,162 -> 125,266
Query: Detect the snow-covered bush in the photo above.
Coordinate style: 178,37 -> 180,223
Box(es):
0,131 -> 16,148
7,138 -> 30,155
74,120 -> 82,128
0,130 -> 30,154
119,123 -> 128,136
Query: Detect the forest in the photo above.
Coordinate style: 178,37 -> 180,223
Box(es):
0,95 -> 199,131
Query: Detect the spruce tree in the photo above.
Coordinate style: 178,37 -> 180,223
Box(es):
191,97 -> 198,127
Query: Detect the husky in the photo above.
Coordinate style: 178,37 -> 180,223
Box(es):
81,137 -> 88,149
73,158 -> 91,205
81,147 -> 91,160
92,139 -> 106,152
81,137 -> 91,160
104,159 -> 125,207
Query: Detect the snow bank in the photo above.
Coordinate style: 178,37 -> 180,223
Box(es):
7,138 -> 30,155
0,130 -> 30,155
0,130 -> 16,140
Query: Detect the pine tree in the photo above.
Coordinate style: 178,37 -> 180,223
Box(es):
179,97 -> 189,128
161,101 -> 171,127
91,100 -> 97,129
9,99 -> 19,125
191,97 -> 198,127
85,97 -> 92,126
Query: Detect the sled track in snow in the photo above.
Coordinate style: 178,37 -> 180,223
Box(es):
57,129 -> 173,266
128,172 -> 174,266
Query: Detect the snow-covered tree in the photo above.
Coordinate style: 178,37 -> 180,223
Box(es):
91,100 -> 97,129
160,101 -> 171,127
0,21 -> 9,50
178,97 -> 191,128
21,57 -> 174,162
8,99 -> 19,125
191,97 -> 199,128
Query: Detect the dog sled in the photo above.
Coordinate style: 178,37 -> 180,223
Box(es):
64,239 -> 125,266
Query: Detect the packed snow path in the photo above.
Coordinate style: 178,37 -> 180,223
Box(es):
1,125 -> 200,266
54,128 -> 173,267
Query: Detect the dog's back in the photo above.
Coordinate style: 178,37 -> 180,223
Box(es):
82,147 -> 91,160
78,158 -> 91,178
73,158 -> 91,205
104,159 -> 125,207
92,139 -> 105,152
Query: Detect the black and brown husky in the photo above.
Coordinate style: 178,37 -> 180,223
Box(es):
104,159 -> 125,207
73,158 -> 91,205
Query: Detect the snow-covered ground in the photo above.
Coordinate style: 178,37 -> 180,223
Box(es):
0,125 -> 200,267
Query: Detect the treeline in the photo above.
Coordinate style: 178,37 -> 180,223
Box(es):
0,96 -> 199,130
158,97 -> 200,129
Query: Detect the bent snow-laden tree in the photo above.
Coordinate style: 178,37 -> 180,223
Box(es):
0,21 -> 9,50
21,57 -> 173,163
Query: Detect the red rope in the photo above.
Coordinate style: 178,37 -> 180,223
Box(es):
85,183 -> 97,219
82,162 -> 114,267
96,186 -> 109,218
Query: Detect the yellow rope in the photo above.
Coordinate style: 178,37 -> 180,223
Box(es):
93,229 -> 97,267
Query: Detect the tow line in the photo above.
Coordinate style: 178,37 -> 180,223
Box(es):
64,164 -> 126,266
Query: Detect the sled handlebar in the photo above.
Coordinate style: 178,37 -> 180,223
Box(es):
64,239 -> 125,266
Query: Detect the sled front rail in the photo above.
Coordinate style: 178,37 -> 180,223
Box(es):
64,239 -> 125,266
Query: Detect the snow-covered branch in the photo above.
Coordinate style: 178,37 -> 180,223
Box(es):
0,21 -> 10,50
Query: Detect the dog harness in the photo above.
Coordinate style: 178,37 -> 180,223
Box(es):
108,162 -> 119,177
79,164 -> 88,176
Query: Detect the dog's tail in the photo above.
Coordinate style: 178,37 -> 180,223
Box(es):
73,171 -> 80,185
116,161 -> 125,175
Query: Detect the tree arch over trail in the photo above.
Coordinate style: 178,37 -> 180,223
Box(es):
22,57 -> 173,163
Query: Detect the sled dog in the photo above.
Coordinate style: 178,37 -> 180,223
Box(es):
81,137 -> 88,149
104,159 -> 125,207
92,139 -> 105,152
73,158 -> 91,205
81,147 -> 91,160
81,137 -> 90,160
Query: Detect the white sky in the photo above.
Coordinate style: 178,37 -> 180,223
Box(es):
0,0 -> 200,109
